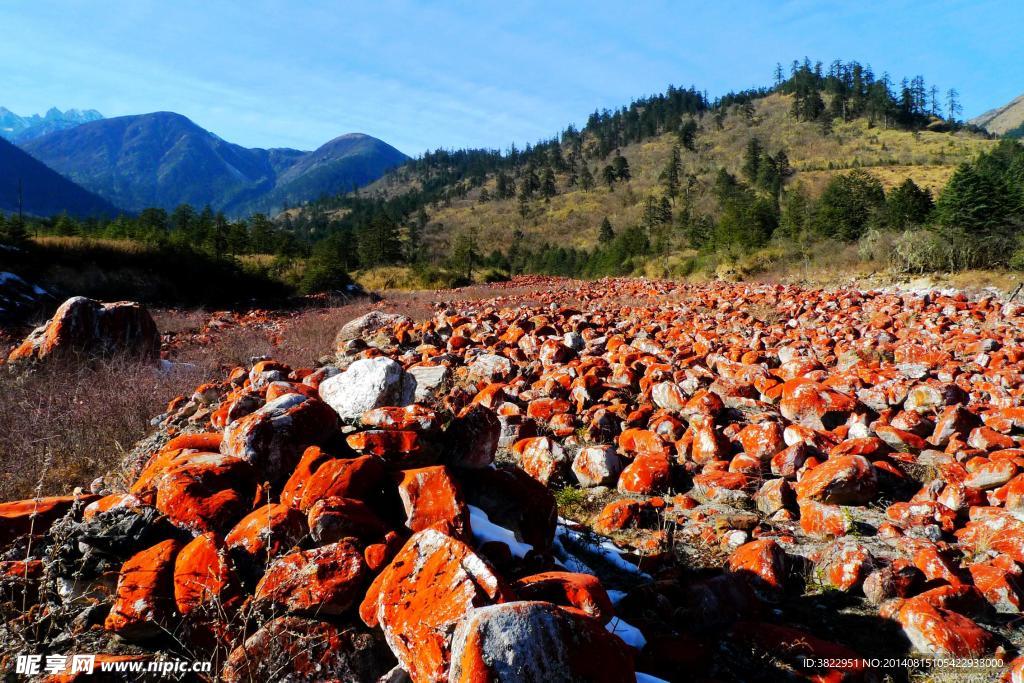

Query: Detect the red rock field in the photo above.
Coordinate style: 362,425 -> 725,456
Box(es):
3,276 -> 1024,681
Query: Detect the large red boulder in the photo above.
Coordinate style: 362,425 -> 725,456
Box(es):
221,616 -> 394,682
359,529 -> 511,682
894,596 -> 995,657
254,540 -> 367,615
105,539 -> 182,639
794,454 -> 878,504
8,296 -> 159,363
153,452 -> 256,534
397,465 -> 470,539
220,393 -> 338,486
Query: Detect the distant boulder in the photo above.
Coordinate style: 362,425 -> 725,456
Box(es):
7,296 -> 159,363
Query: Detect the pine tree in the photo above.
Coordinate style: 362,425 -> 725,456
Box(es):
661,146 -> 681,198
885,178 -> 934,228
451,229 -> 480,281
742,138 -> 763,183
598,217 -> 615,243
602,164 -> 617,190
541,166 -> 557,200
580,164 -> 595,191
3,213 -> 27,246
612,154 -> 631,182
677,119 -> 698,151
946,88 -> 962,123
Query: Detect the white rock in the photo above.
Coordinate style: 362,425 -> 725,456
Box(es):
572,445 -> 623,487
337,311 -> 411,342
318,357 -> 414,420
468,353 -> 513,382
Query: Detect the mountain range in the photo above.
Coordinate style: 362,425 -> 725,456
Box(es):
18,112 -> 408,216
0,136 -> 117,217
969,92 -> 1024,138
0,107 -> 103,144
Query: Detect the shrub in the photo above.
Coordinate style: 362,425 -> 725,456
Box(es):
888,229 -> 949,273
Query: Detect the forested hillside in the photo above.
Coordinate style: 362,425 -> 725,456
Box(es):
7,59 -> 1022,290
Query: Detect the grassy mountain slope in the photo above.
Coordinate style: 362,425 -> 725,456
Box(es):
366,93 -> 993,255
970,93 -> 1024,136
0,137 -> 118,217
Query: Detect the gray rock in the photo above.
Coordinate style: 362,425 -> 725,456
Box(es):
319,357 -> 415,420
448,601 -> 633,682
407,365 -> 449,401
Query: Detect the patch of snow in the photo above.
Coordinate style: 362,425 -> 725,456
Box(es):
553,520 -> 649,579
636,673 -> 670,683
607,616 -> 646,649
468,505 -> 534,558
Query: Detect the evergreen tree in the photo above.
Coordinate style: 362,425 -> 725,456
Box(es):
677,119 -> 698,151
602,164 -> 617,190
742,138 -> 763,183
3,213 -> 27,246
580,164 -> 595,191
812,170 -> 885,240
211,212 -> 229,257
661,146 -> 681,198
540,166 -> 557,200
612,154 -> 631,182
598,217 -> 615,243
885,179 -> 934,228
451,229 -> 480,281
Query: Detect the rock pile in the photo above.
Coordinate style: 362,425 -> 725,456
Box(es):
3,277 -> 1024,681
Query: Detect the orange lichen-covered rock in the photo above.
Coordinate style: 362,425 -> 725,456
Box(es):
307,496 -> 389,544
969,554 -> 1024,613
727,539 -> 787,595
254,540 -> 366,615
799,500 -> 852,538
221,616 -> 394,683
617,450 -> 671,494
298,454 -> 388,512
224,503 -> 307,565
817,541 -> 873,592
447,601 -> 633,683
513,436 -> 568,486
220,393 -> 338,486
794,454 -> 878,504
7,296 -> 159,363
572,445 -> 623,487
105,539 -> 182,639
173,532 -> 240,617
154,452 -> 256,534
279,445 -> 335,508
359,529 -> 511,682
736,421 -> 785,461
895,596 -> 995,657
513,571 -> 615,623
0,494 -> 95,545
397,465 -> 470,539
361,404 -> 439,432
346,429 -> 431,465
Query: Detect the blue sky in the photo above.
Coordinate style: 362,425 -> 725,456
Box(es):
1,1 -> 1021,155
